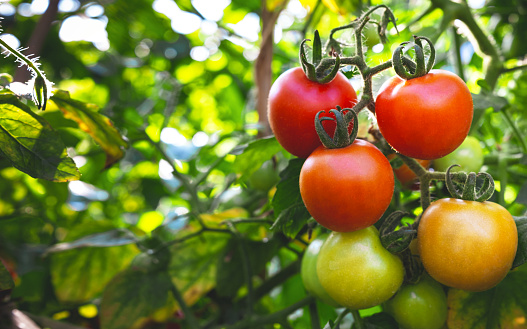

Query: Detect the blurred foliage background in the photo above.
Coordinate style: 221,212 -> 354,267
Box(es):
0,0 -> 526,328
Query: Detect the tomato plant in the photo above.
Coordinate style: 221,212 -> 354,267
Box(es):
300,234 -> 340,307
299,138 -> 394,232
268,67 -> 357,158
316,227 -> 404,310
433,136 -> 484,173
388,154 -> 431,189
418,197 -> 518,291
376,69 -> 473,160
384,274 -> 448,329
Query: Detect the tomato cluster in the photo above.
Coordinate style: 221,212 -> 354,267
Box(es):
266,23 -> 517,329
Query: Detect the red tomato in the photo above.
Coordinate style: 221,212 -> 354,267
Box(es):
299,139 -> 394,232
268,67 -> 357,158
375,69 -> 473,160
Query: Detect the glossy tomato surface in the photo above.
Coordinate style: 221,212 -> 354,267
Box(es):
375,69 -> 473,160
433,136 -> 484,173
300,234 -> 340,307
384,274 -> 448,329
418,198 -> 518,292
299,139 -> 394,232
268,67 -> 357,158
317,227 -> 404,310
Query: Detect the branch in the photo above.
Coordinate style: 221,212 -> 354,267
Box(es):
13,0 -> 60,83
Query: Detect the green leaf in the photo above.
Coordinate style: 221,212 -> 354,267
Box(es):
515,183 -> 527,205
50,223 -> 139,303
271,203 -> 312,238
100,269 -> 174,329
169,230 -> 230,306
355,312 -> 399,329
232,137 -> 283,181
0,94 -> 80,182
216,236 -> 281,298
45,229 -> 138,255
447,265 -> 527,328
271,158 -> 311,237
0,260 -> 14,292
471,92 -> 508,112
513,216 -> 527,269
51,90 -> 128,168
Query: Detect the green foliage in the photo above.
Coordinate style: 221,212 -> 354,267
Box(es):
0,261 -> 14,292
271,158 -> 312,238
0,0 -> 526,328
99,269 -> 175,329
0,93 -> 80,182
51,91 -> 128,168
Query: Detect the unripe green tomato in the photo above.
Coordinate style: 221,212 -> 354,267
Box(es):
384,274 -> 448,329
317,227 -> 404,310
248,160 -> 279,192
433,136 -> 483,173
301,234 -> 340,307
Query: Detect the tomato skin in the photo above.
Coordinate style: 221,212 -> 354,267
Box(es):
317,227 -> 404,310
299,139 -> 394,232
375,70 -> 473,160
300,235 -> 340,307
433,136 -> 484,173
384,275 -> 448,329
418,198 -> 518,292
268,67 -> 357,158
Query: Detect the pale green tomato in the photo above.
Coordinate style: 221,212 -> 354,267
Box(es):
301,234 -> 340,307
248,160 -> 279,192
433,136 -> 483,173
384,274 -> 448,329
317,227 -> 404,310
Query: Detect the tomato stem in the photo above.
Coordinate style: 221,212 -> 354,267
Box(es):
351,309 -> 365,329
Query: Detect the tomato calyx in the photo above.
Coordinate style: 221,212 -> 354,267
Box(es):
379,211 -> 416,253
314,106 -> 358,149
300,31 -> 341,84
379,211 -> 424,283
392,35 -> 436,80
445,165 -> 495,201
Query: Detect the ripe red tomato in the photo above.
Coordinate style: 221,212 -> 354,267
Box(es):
375,69 -> 473,160
268,67 -> 357,158
316,227 -> 404,310
417,198 -> 518,292
384,274 -> 448,329
299,139 -> 394,232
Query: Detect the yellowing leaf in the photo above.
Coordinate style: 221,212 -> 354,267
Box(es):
447,265 -> 527,329
51,90 -> 128,168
